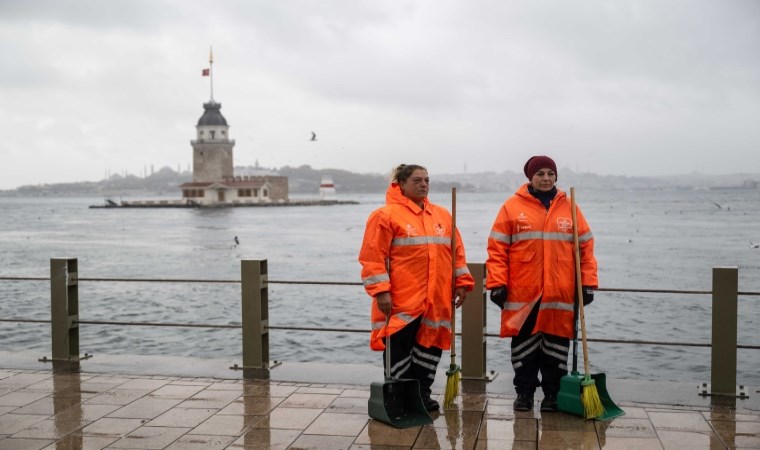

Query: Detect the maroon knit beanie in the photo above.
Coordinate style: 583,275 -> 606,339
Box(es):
523,155 -> 557,180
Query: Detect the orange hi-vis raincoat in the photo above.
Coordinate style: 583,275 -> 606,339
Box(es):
486,184 -> 598,339
359,183 -> 475,351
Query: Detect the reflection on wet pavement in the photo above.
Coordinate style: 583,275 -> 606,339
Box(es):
0,368 -> 758,449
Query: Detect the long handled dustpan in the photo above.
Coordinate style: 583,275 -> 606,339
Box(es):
559,372 -> 623,420
558,301 -> 623,420
557,187 -> 624,421
368,316 -> 433,428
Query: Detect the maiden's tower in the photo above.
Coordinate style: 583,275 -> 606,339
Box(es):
179,49 -> 288,206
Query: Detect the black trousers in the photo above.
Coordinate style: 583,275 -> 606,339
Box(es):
383,316 -> 443,400
510,301 -> 570,397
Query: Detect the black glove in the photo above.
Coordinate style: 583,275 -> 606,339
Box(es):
582,286 -> 594,306
490,286 -> 507,309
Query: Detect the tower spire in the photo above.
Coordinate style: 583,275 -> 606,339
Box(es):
209,46 -> 214,102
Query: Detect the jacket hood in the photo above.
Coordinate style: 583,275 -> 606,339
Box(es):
386,183 -> 429,211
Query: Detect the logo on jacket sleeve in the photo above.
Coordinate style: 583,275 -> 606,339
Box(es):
556,217 -> 572,232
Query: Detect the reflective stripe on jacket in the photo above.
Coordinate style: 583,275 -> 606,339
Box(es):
359,183 -> 475,351
485,183 -> 598,339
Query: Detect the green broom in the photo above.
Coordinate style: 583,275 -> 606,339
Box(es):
443,186 -> 460,408
571,187 -> 605,419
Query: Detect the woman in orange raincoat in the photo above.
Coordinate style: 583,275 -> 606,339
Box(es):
486,155 -> 598,413
359,164 -> 474,412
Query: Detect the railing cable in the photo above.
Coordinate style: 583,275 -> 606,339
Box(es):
2,275 -> 759,295
2,318 -> 759,351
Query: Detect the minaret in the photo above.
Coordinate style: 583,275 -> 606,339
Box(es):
191,47 -> 234,182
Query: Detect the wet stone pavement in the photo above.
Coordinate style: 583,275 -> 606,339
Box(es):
1,368 -> 760,449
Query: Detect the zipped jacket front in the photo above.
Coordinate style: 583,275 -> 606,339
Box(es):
359,184 -> 475,351
486,184 -> 598,339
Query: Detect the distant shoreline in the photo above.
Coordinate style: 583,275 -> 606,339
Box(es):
88,198 -> 360,208
3,185 -> 760,200
2,165 -> 759,197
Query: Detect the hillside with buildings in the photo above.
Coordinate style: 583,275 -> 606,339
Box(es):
2,165 -> 758,198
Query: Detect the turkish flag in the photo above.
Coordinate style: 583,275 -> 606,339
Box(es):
202,68 -> 210,76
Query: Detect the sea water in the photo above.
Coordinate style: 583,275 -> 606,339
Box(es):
1,188 -> 759,385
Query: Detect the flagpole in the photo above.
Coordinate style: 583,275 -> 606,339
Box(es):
209,46 -> 214,102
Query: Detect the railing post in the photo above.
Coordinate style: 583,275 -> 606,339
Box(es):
49,258 -> 80,361
461,263 -> 497,380
241,259 -> 268,369
710,266 -> 738,396
237,259 -> 279,371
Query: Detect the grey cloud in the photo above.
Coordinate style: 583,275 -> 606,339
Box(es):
0,0 -> 175,31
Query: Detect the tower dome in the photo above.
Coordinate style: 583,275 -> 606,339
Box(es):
197,101 -> 228,126
192,99 -> 234,183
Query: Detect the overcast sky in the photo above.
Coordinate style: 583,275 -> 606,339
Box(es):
1,0 -> 758,189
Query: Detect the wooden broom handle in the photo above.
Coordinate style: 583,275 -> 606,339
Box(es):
385,314 -> 391,380
571,187 -> 591,377
385,258 -> 391,380
450,187 -> 457,362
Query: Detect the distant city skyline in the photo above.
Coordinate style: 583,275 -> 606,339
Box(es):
6,161 -> 759,193
1,0 -> 759,190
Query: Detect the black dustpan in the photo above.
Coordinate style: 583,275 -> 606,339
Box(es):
368,316 -> 432,428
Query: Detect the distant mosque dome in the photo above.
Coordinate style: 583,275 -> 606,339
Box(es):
197,101 -> 228,126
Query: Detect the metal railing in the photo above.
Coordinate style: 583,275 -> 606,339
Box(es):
1,258 -> 759,396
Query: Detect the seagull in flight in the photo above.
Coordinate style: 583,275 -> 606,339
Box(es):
234,236 -> 240,246
310,131 -> 317,141
750,241 -> 759,249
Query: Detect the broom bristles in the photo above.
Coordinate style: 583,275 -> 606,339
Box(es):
443,366 -> 460,408
581,383 -> 605,419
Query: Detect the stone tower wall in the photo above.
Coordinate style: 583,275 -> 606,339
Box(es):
192,142 -> 234,182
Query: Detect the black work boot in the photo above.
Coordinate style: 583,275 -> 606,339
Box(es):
418,382 -> 439,412
513,394 -> 534,411
540,394 -> 558,412
422,397 -> 440,412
